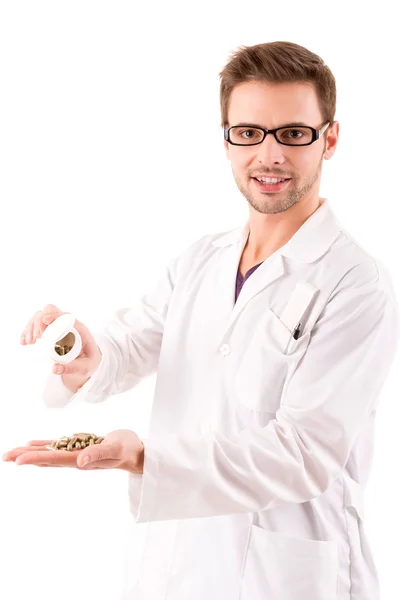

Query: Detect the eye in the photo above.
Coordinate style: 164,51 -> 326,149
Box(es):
276,127 -> 312,145
280,127 -> 310,139
239,128 -> 262,140
285,129 -> 304,139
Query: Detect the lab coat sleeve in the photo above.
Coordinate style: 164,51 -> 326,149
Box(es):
41,249 -> 188,408
128,260 -> 400,522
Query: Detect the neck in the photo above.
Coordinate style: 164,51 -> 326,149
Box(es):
245,196 -> 324,261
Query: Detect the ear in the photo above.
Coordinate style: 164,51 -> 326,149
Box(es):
323,121 -> 339,160
224,139 -> 230,161
223,124 -> 231,161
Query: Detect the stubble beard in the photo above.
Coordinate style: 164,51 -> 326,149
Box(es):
234,150 -> 325,215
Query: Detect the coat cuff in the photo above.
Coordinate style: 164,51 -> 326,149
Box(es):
41,371 -> 75,407
127,438 -> 160,522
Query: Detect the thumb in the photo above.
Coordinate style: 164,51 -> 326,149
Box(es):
52,357 -> 92,376
77,443 -> 115,467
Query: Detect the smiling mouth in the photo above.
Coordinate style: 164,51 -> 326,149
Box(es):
251,177 -> 291,192
252,176 -> 291,182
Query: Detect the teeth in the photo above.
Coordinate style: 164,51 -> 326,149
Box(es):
256,177 -> 286,184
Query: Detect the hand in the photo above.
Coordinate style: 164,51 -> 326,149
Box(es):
2,429 -> 144,474
20,304 -> 103,393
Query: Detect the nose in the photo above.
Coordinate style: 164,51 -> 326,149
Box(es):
256,132 -> 285,164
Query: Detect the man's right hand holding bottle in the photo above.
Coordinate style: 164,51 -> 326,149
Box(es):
21,304 -> 102,393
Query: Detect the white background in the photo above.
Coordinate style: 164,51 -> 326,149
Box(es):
0,1 -> 399,598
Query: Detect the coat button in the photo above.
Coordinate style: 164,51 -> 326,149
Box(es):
219,343 -> 231,356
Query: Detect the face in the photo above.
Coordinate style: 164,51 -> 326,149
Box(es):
224,81 -> 339,215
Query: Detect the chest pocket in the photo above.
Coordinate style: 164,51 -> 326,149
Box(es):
233,282 -> 319,414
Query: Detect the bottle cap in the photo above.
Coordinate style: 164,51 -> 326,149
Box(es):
41,313 -> 82,363
42,313 -> 76,345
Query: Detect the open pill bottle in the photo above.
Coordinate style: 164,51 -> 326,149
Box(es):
41,313 -> 82,364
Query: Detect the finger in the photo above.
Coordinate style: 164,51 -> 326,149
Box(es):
22,312 -> 41,344
32,315 -> 46,340
41,305 -> 63,328
21,305 -> 62,344
42,304 -> 62,314
3,444 -> 55,461
15,450 -> 79,467
22,450 -> 77,467
25,440 -> 54,446
34,311 -> 63,341
32,315 -> 53,340
41,312 -> 62,326
21,307 -> 59,344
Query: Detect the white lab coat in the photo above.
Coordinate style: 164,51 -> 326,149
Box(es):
43,199 -> 400,600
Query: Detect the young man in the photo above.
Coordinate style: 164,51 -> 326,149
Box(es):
7,41 -> 399,599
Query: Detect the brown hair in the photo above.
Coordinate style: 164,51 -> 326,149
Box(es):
219,41 -> 336,128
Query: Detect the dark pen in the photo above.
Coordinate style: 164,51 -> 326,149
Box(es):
293,322 -> 301,339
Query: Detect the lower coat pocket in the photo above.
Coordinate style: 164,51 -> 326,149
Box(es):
239,525 -> 338,600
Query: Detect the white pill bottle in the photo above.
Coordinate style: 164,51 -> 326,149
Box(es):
41,313 -> 83,364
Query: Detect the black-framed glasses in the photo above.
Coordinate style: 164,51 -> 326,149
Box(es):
224,121 -> 330,147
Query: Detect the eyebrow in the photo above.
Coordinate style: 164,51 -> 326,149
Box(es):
233,121 -> 309,128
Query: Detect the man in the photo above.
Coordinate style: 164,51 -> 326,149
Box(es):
4,41 -> 399,599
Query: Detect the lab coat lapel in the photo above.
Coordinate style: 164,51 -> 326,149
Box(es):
230,253 -> 285,323
211,198 -> 341,345
214,238 -> 286,343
